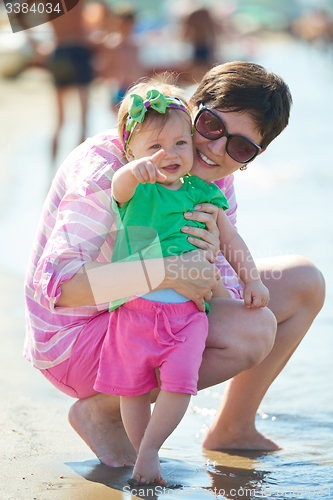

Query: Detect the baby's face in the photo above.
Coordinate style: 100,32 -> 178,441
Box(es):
129,112 -> 193,188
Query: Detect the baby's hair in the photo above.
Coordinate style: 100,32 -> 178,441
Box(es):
117,73 -> 191,150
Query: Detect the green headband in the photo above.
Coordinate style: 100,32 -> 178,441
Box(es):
123,89 -> 192,153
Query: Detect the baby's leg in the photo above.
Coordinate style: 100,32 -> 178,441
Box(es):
131,390 -> 191,486
121,393 -> 151,453
213,279 -> 231,298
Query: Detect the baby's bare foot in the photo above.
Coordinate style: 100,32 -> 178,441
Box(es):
130,448 -> 167,486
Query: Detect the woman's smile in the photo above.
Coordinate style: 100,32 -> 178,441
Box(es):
196,149 -> 219,167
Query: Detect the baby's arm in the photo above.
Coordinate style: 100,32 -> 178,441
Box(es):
217,208 -> 269,308
213,279 -> 232,298
112,149 -> 166,206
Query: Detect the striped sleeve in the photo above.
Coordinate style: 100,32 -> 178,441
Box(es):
32,137 -> 121,312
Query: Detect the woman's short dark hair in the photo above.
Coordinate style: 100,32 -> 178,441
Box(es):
191,61 -> 293,149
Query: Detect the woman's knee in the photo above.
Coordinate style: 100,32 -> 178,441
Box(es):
259,255 -> 325,320
243,307 -> 277,369
293,256 -> 325,311
207,299 -> 276,368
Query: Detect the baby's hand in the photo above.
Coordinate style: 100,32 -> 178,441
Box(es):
243,279 -> 269,308
130,149 -> 167,184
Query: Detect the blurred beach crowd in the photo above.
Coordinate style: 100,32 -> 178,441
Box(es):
1,0 -> 333,151
2,0 -> 333,73
1,0 -> 333,75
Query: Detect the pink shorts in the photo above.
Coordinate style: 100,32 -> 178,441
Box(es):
95,298 -> 208,396
41,310 -> 110,399
41,299 -> 208,398
41,285 -> 241,399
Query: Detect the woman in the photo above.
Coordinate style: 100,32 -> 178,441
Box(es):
24,61 -> 325,467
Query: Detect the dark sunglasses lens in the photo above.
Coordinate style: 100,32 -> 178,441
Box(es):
196,110 -> 225,139
228,136 -> 258,163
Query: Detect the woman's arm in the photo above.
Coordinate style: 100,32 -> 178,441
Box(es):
57,194 -> 223,311
57,250 -> 221,311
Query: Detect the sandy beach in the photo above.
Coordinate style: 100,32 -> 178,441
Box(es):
1,34 -> 333,499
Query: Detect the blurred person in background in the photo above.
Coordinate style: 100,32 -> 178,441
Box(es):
8,0 -> 95,164
82,0 -> 112,44
181,6 -> 220,80
291,9 -> 333,49
48,1 -> 94,163
99,2 -> 145,113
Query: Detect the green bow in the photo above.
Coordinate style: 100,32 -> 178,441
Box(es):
122,89 -> 191,153
128,90 -> 168,123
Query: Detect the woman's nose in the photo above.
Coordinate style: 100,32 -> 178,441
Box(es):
210,136 -> 227,156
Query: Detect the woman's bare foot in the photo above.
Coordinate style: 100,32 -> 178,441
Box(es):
130,447 -> 167,486
202,424 -> 281,451
68,393 -> 136,466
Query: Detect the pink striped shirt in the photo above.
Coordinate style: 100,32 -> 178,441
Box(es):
24,129 -> 241,369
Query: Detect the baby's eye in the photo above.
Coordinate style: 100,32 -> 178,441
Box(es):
177,140 -> 186,145
151,144 -> 161,149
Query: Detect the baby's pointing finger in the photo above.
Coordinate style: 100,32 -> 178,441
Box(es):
150,150 -> 167,182
150,148 -> 165,166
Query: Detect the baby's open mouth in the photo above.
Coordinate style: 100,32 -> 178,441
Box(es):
162,164 -> 180,173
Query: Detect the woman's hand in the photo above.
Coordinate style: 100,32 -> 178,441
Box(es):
161,249 -> 221,312
181,203 -> 220,263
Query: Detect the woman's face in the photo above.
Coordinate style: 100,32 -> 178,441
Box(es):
190,107 -> 264,183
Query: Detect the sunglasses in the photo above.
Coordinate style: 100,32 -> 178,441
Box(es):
194,106 -> 262,164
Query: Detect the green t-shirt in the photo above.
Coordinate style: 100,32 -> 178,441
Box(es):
112,175 -> 229,262
109,176 -> 228,310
